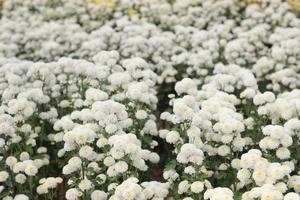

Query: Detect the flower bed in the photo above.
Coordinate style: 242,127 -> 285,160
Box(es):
0,0 -> 299,200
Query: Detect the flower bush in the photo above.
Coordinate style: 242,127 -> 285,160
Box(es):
0,0 -> 299,199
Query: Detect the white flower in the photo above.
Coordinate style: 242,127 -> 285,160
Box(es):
231,159 -> 241,169
187,126 -> 201,139
163,170 -> 179,181
14,194 -> 29,200
85,88 -> 108,103
217,145 -> 231,157
70,125 -> 96,145
104,156 -> 115,167
79,178 -> 92,191
20,152 -> 30,161
177,143 -> 204,165
135,110 -> 148,120
178,180 -> 190,194
113,178 -> 145,200
141,181 -> 169,199
237,169 -> 251,183
0,171 -> 9,182
284,193 -> 300,200
281,135 -> 293,147
91,190 -> 107,200
114,161 -> 128,173
79,145 -> 94,159
105,124 -> 118,134
96,138 -> 108,148
276,147 -> 290,160
220,122 -> 233,134
175,78 -> 197,96
204,187 -> 233,200
166,131 -> 180,144
24,164 -> 38,176
184,166 -> 196,174
190,181 -> 204,193
15,174 -> 26,184
253,170 -> 266,183
275,182 -> 287,193
66,188 -> 81,200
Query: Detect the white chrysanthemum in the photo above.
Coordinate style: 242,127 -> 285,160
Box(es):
79,178 -> 92,191
190,181 -> 204,193
66,188 -> 81,200
91,190 -> 107,200
0,171 -> 9,182
24,164 -> 38,176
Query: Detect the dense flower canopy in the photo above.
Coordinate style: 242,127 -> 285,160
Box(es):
0,0 -> 299,199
